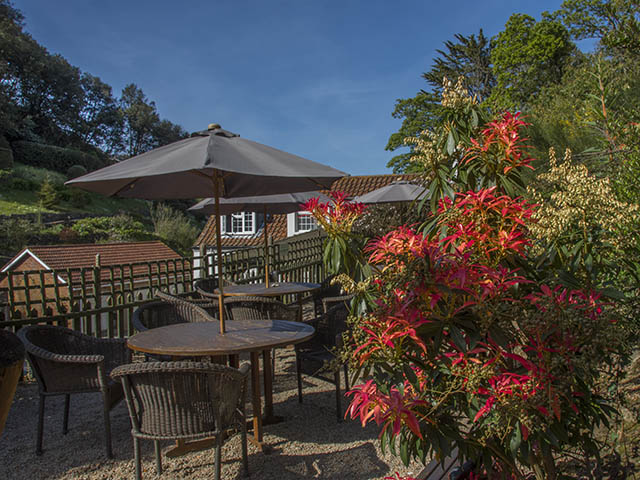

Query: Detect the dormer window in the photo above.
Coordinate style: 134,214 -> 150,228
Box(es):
294,212 -> 317,233
221,212 -> 256,235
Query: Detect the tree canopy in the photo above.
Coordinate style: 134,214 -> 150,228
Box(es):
0,0 -> 187,166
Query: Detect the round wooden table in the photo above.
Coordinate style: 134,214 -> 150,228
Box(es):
215,282 -> 320,297
127,319 -> 314,453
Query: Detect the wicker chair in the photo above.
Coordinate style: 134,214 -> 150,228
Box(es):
132,294 -> 216,333
154,290 -> 222,319
311,275 -> 342,316
224,296 -> 300,374
295,302 -> 350,421
17,325 -> 131,457
111,361 -> 250,480
194,277 -> 237,301
321,294 -> 354,314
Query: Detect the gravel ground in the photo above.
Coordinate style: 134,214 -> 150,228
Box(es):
0,347 -> 422,480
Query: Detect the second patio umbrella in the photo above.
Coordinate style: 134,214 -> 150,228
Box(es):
189,191 -> 330,287
354,180 -> 428,204
66,124 -> 346,333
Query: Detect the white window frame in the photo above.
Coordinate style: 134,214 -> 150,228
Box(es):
294,211 -> 317,233
222,212 -> 255,235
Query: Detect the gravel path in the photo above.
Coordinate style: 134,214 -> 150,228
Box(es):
0,347 -> 421,479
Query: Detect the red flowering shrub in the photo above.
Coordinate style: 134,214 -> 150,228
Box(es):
302,190 -> 369,281
344,112 -> 625,480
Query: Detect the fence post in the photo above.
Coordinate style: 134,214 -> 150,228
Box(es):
94,254 -> 102,336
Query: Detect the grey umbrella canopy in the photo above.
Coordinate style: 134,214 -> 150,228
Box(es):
66,124 -> 346,334
354,180 -> 428,204
66,125 -> 346,199
189,191 -> 329,287
188,191 -> 330,216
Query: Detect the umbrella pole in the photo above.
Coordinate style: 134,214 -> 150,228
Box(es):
213,171 -> 225,334
264,205 -> 269,288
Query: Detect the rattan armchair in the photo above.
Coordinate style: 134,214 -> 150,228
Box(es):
132,294 -> 217,333
295,303 -> 350,421
224,295 -> 300,375
111,361 -> 250,480
310,275 -> 342,316
194,277 -> 237,301
17,325 -> 131,457
154,290 -> 222,319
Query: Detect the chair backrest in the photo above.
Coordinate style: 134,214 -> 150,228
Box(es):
224,296 -> 298,322
194,277 -> 237,300
155,290 -> 221,318
17,325 -> 116,393
322,293 -> 354,314
111,361 -> 249,438
132,296 -> 216,332
313,275 -> 343,316
315,302 -> 349,348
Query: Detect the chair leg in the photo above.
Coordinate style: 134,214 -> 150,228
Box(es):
214,433 -> 223,480
36,394 -> 45,455
272,348 -> 276,380
62,394 -> 70,434
134,437 -> 142,480
343,364 -> 350,391
334,370 -> 342,423
102,390 -> 113,458
295,351 -> 303,403
154,440 -> 162,474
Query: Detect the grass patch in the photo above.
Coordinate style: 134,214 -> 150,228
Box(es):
0,163 -> 148,216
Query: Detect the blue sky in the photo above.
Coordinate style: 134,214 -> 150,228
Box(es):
16,0 -> 567,175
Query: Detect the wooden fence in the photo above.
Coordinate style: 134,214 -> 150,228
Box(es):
0,233 -> 325,337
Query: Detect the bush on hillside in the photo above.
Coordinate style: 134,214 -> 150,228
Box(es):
11,141 -> 104,174
150,203 -> 199,255
38,177 -> 59,209
66,164 -> 87,179
0,136 -> 13,170
71,215 -> 153,243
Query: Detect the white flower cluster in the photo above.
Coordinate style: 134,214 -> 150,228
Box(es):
528,148 -> 639,251
441,76 -> 477,109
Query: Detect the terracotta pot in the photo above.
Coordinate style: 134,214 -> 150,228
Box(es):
0,330 -> 25,435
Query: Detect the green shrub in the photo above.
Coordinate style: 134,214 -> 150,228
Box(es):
71,215 -> 153,243
0,136 -> 13,170
12,163 -> 66,185
67,188 -> 91,208
66,164 -> 87,179
38,176 -> 59,209
11,141 -> 104,174
150,203 -> 199,255
9,176 -> 38,191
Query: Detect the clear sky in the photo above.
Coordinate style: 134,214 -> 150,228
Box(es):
15,0 -> 567,176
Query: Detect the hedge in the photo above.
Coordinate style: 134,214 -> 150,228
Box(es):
11,141 -> 105,174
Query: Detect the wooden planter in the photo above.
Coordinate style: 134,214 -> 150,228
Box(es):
0,330 -> 25,436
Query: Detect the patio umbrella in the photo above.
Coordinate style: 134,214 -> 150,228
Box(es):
66,124 -> 346,333
189,191 -> 330,287
354,180 -> 428,204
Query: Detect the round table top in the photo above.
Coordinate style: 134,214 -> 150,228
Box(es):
215,282 -> 320,297
127,319 -> 315,357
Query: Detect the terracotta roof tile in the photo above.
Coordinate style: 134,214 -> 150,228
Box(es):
1,241 -> 184,287
25,241 -> 182,270
195,174 -> 419,248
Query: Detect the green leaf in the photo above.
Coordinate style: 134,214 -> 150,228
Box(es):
510,424 -> 522,456
447,131 -> 456,155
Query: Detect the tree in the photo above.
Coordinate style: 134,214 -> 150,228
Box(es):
386,30 -> 495,173
489,14 -> 576,111
119,84 -> 159,157
73,73 -> 123,154
550,0 -> 640,56
423,29 -> 495,101
151,118 -> 188,148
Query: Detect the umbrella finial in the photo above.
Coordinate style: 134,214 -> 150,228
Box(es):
208,123 -> 221,131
